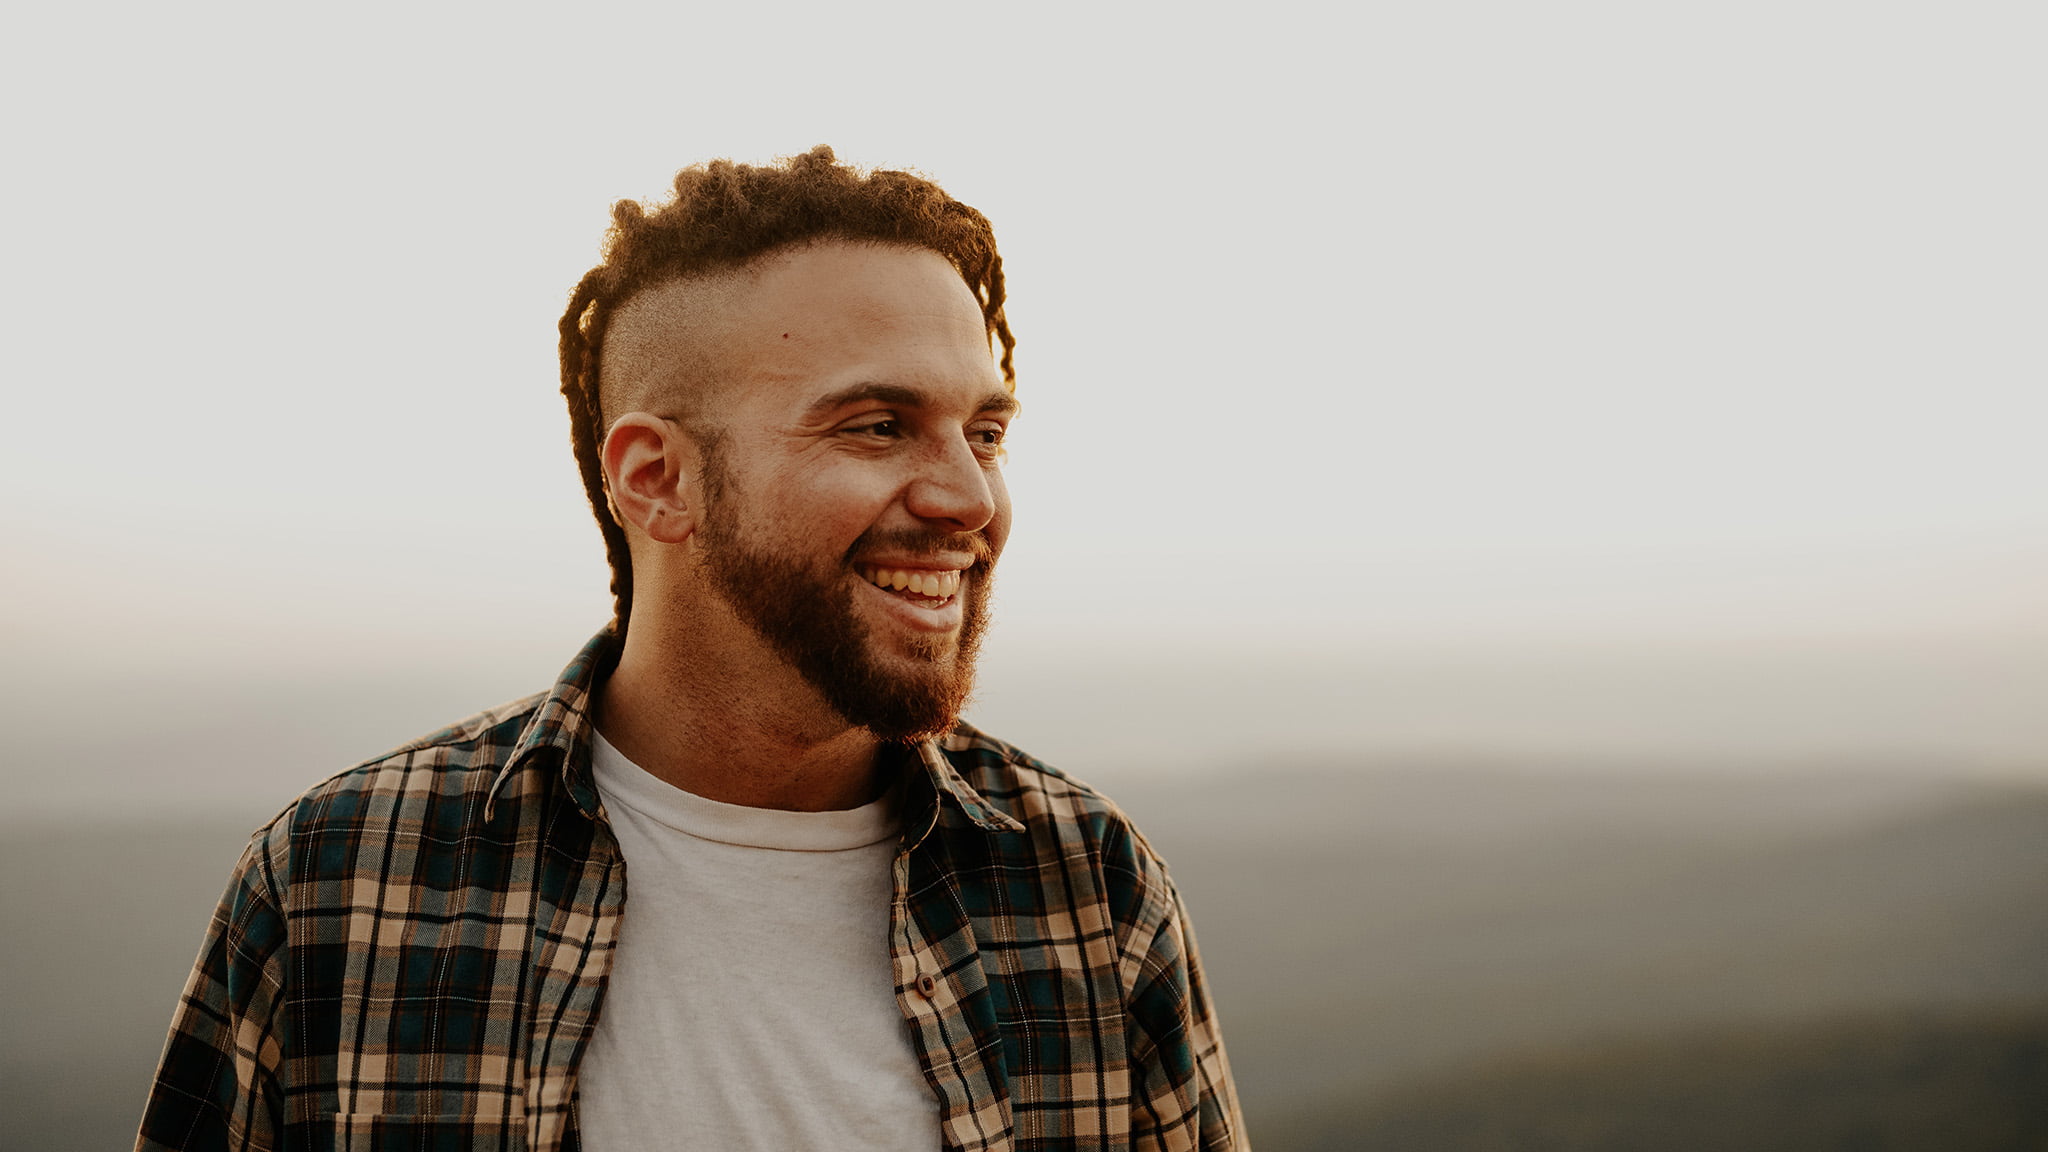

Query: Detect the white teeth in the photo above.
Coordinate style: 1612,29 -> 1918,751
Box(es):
861,566 -> 962,598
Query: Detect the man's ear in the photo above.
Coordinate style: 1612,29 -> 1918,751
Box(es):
600,414 -> 702,545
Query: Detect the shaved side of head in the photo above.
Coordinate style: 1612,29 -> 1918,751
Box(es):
597,271 -> 753,446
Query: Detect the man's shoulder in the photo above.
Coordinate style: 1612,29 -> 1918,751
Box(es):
940,721 -> 1116,822
248,692 -> 555,861
938,722 -> 1173,889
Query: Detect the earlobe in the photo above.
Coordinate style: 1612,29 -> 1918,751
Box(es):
600,415 -> 700,545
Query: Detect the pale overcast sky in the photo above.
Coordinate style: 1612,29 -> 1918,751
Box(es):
3,3 -> 2043,811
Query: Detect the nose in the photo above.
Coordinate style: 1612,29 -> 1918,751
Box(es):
904,433 -> 1001,532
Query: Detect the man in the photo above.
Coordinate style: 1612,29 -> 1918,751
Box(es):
138,146 -> 1243,1152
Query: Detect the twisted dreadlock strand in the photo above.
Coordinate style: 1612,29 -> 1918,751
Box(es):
558,278 -> 634,623
556,145 -> 1015,629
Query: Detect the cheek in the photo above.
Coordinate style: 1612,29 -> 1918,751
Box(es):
781,470 -> 900,535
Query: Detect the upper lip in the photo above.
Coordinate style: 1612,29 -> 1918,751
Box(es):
855,555 -> 976,572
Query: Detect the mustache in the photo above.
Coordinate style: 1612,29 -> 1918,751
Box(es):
845,528 -> 996,568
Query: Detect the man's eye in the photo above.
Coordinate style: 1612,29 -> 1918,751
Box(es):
970,426 -> 1006,446
852,419 -> 900,439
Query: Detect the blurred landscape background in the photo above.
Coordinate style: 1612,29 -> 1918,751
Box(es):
4,1 -> 2044,1148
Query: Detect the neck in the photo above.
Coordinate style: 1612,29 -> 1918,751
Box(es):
594,610 -> 889,813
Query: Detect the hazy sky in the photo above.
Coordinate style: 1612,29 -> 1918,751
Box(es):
3,3 -> 2043,806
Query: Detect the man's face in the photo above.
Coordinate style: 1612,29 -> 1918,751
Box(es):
677,243 -> 1015,741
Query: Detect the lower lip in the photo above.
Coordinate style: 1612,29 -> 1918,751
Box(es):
856,574 -> 966,632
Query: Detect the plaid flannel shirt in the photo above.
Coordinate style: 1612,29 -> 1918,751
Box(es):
138,628 -> 1245,1151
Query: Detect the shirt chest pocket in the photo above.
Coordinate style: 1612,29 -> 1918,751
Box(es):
332,1114 -> 527,1151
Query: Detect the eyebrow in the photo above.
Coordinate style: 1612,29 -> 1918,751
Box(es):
801,382 -> 1021,422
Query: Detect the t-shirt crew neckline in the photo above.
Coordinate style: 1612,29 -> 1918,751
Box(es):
589,730 -> 900,852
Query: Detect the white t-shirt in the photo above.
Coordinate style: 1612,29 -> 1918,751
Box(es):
578,732 -> 940,1151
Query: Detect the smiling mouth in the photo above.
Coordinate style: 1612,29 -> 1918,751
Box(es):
857,565 -> 963,606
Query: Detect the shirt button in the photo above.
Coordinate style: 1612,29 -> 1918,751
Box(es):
917,973 -> 937,999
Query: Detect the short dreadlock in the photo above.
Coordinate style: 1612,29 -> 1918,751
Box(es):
558,145 -> 1016,628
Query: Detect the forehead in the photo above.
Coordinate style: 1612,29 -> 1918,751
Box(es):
604,242 -> 1002,420
728,242 -> 997,386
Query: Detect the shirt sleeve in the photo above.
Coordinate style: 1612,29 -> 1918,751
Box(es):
1123,871 -> 1247,1151
136,829 -> 290,1152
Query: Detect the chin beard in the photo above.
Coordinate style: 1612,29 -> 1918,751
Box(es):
696,496 -> 995,743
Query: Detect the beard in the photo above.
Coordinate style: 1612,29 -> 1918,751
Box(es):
692,459 -> 996,743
